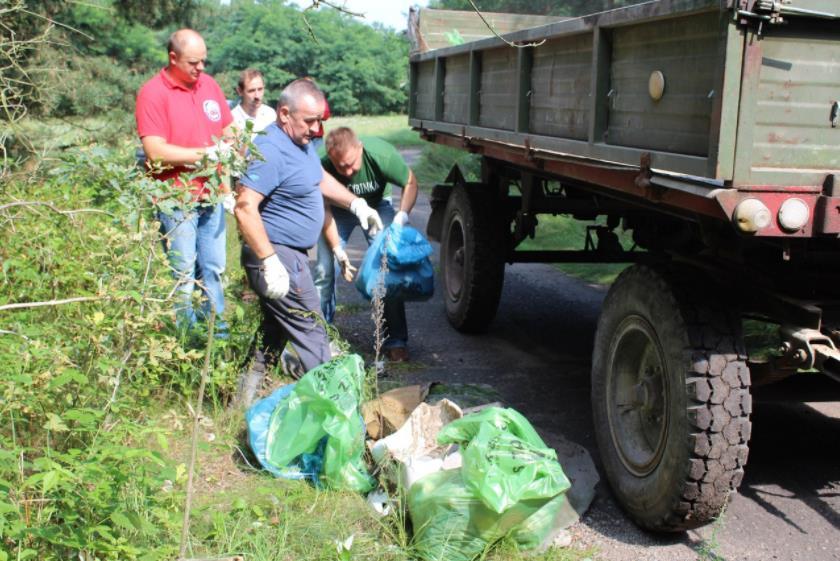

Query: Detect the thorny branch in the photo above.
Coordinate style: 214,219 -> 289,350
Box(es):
466,0 -> 546,48
300,0 -> 366,42
0,200 -> 116,217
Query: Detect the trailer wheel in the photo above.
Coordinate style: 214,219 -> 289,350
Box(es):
592,264 -> 752,531
440,183 -> 506,332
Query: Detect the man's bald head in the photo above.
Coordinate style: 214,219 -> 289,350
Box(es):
166,29 -> 207,87
277,78 -> 326,146
277,78 -> 325,114
167,29 -> 205,56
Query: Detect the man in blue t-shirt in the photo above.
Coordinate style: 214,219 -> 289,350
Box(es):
233,78 -> 383,404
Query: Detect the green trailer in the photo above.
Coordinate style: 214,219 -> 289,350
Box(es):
409,1 -> 840,532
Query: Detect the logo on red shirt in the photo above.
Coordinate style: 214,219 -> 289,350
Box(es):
203,100 -> 222,122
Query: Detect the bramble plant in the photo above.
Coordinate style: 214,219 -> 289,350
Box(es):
0,124 -> 262,559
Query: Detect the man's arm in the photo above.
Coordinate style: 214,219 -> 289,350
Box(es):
322,204 -> 341,249
141,136 -> 206,166
399,169 -> 418,214
141,124 -> 236,167
320,169 -> 383,234
234,184 -> 274,258
319,169 -> 357,209
323,203 -> 356,282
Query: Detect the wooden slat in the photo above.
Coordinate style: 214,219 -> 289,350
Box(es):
530,33 -> 593,141
606,12 -> 719,156
479,48 -> 517,131
415,60 -> 436,120
444,54 -> 470,124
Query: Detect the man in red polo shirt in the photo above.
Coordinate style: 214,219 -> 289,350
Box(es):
136,28 -> 234,335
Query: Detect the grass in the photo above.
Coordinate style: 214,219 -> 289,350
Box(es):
517,214 -> 631,286
326,114 -> 424,148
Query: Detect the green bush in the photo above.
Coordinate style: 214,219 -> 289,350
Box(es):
0,144 -> 258,560
35,50 -> 143,118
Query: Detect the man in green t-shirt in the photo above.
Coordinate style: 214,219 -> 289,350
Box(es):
315,126 -> 419,362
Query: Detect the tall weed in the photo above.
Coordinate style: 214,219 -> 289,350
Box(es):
0,142 -> 256,559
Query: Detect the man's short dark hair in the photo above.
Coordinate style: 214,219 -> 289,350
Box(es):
325,127 -> 361,156
238,69 -> 264,91
277,78 -> 325,113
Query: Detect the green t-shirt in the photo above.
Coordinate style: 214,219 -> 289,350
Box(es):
321,136 -> 409,207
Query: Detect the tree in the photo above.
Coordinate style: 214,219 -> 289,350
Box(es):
206,1 -> 408,115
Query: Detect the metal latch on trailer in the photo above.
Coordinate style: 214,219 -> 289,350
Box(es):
776,327 -> 840,383
734,1 -> 839,32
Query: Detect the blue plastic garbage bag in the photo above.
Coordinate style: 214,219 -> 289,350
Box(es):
356,223 -> 434,302
245,383 -> 324,482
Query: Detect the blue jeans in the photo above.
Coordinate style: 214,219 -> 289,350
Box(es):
158,204 -> 226,333
313,200 -> 407,349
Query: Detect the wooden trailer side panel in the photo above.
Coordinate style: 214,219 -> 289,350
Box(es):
529,33 -> 593,141
606,12 -> 720,157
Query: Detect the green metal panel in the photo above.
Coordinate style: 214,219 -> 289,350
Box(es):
516,48 -> 533,133
409,118 -> 710,176
745,21 -> 840,186
444,54 -> 470,124
479,47 -> 517,131
409,62 -> 418,119
588,27 -> 612,144
530,33 -> 593,141
415,60 -> 436,120
468,51 -> 481,126
434,57 -> 446,121
607,12 -> 720,156
708,17 -> 744,180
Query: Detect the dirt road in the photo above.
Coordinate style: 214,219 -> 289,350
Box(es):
328,157 -> 840,561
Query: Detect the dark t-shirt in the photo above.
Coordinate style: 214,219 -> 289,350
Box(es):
321,137 -> 409,209
239,123 -> 324,249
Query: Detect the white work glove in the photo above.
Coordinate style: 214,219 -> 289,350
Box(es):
350,198 -> 383,236
222,192 -> 236,215
262,254 -> 289,299
333,246 -> 357,282
393,210 -> 410,226
203,141 -> 232,164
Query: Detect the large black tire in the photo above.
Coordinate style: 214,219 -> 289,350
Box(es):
592,264 -> 752,531
440,183 -> 506,332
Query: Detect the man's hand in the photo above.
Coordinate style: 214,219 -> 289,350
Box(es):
350,198 -> 383,235
222,192 -> 236,215
203,141 -> 232,164
262,254 -> 289,299
333,247 -> 357,282
394,210 -> 410,226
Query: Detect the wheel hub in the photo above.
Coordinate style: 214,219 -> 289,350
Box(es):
606,315 -> 670,477
444,216 -> 466,301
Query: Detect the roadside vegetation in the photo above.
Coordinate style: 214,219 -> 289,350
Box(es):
0,1 -> 616,559
2,112 -> 601,560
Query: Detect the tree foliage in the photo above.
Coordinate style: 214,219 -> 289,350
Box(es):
428,0 -> 644,16
205,1 -> 408,115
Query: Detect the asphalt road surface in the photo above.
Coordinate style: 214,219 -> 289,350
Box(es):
326,152 -> 840,561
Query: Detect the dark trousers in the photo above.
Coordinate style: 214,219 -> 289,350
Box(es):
241,243 -> 330,374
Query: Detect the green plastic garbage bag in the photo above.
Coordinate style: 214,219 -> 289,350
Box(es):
438,407 -> 571,513
265,354 -> 374,492
408,407 -> 571,561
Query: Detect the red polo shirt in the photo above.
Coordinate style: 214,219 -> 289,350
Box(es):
135,69 -> 233,194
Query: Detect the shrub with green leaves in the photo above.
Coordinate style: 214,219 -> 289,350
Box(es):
0,141 -> 258,560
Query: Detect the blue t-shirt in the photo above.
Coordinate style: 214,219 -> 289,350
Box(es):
239,124 -> 324,249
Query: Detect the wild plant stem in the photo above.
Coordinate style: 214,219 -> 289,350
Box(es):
179,309 -> 216,559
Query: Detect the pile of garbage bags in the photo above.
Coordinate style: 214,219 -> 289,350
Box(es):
246,354 -> 573,560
